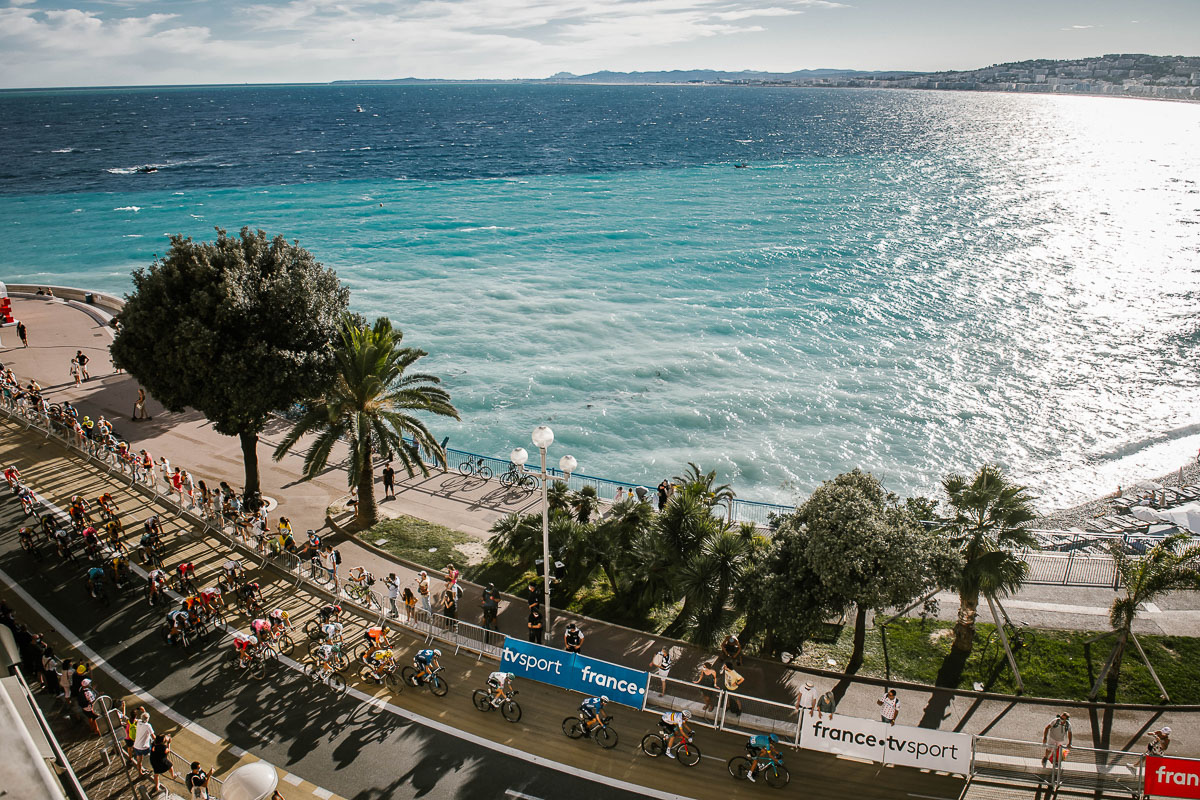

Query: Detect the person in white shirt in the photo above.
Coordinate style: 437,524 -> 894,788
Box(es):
795,679 -> 819,717
132,712 -> 155,774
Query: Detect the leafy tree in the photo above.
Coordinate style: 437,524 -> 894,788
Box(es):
112,227 -> 348,505
940,465 -> 1037,654
789,469 -> 953,673
272,316 -> 459,527
1093,532 -> 1200,698
589,498 -> 654,593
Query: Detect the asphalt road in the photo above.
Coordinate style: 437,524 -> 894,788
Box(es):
0,422 -> 967,800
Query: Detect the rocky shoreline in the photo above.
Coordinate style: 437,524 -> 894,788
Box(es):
1033,457 -> 1200,531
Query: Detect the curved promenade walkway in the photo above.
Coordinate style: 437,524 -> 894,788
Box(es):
2,291 -> 1198,795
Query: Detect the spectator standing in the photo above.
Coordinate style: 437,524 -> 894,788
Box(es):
613,487 -> 625,504
525,582 -> 540,608
720,634 -> 743,666
382,462 -> 396,499
723,662 -> 744,716
321,545 -> 338,584
16,321 -> 27,347
58,658 -> 74,700
417,571 -> 431,616
150,733 -> 182,792
402,587 -> 417,621
795,679 -> 819,718
133,388 -> 151,421
1147,726 -> 1171,756
878,689 -> 900,726
816,687 -> 838,720
649,646 -> 673,693
385,573 -> 400,619
1042,712 -> 1072,766
527,605 -> 544,644
480,583 -> 500,631
132,711 -> 154,773
445,562 -> 460,589
75,350 -> 90,380
186,762 -> 213,800
440,587 -> 458,629
694,661 -> 720,717
564,622 -> 584,653
657,480 -> 670,511
70,357 -> 81,386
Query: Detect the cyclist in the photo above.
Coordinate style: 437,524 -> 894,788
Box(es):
232,633 -> 258,667
97,492 -> 117,520
40,513 -> 56,539
143,515 -> 163,539
3,464 -> 20,489
659,709 -> 693,759
362,625 -> 390,660
487,671 -> 516,706
267,608 -> 290,631
310,642 -> 337,674
69,495 -> 92,527
111,552 -> 131,587
578,695 -> 609,733
147,567 -> 168,605
412,648 -> 442,683
175,561 -> 197,591
165,606 -> 191,645
198,585 -> 224,612
238,580 -> 262,610
365,647 -> 395,683
316,603 -> 342,626
347,565 -> 372,586
221,559 -> 244,587
18,526 -> 35,551
54,526 -> 74,560
320,620 -> 344,645
104,519 -> 123,549
18,485 -> 36,515
138,531 -> 160,565
745,733 -> 782,783
250,617 -> 273,640
86,565 -> 106,598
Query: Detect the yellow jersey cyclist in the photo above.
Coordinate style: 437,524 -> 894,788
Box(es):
365,648 -> 396,683
413,648 -> 442,682
659,709 -> 693,757
487,671 -> 516,706
578,695 -> 609,732
745,733 -> 782,782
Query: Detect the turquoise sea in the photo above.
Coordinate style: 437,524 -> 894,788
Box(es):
2,85 -> 1199,509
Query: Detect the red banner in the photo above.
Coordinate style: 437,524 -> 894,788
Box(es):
1146,756 -> 1200,799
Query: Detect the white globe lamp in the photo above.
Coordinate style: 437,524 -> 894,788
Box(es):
531,425 -> 554,451
510,447 -> 529,467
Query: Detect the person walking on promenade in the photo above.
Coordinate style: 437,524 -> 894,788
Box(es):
878,689 -> 900,726
1042,712 -> 1072,766
564,621 -> 584,653
694,661 -> 720,717
133,388 -> 152,420
417,571 -> 431,616
527,605 -> 544,644
1147,726 -> 1171,756
382,462 -> 396,500
75,350 -> 90,380
481,583 -> 500,631
385,573 -> 400,619
16,321 -> 27,347
795,679 -> 819,718
150,732 -> 181,793
649,646 -> 673,693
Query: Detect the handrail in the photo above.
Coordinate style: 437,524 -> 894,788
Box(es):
9,664 -> 89,800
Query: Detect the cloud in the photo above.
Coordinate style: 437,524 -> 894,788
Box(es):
1060,24 -> 1094,31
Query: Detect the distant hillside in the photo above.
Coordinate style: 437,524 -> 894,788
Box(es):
542,68 -> 920,83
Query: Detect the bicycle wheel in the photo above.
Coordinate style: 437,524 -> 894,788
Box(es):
249,657 -> 267,680
562,717 -> 585,739
764,764 -> 790,789
304,620 -> 322,641
676,742 -> 701,767
353,643 -> 371,664
594,726 -> 618,749
328,673 -> 347,695
342,582 -> 358,602
304,662 -> 320,682
498,471 -> 514,489
476,465 -> 491,480
640,733 -> 665,757
430,674 -> 448,697
401,666 -> 420,687
366,591 -> 381,610
275,633 -> 294,656
332,651 -> 350,672
458,461 -> 473,477
383,670 -> 402,691
727,756 -> 751,780
470,689 -> 491,712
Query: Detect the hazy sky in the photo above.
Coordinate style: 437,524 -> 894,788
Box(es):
1,0 -> 1197,88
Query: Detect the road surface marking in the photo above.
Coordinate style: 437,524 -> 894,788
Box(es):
312,788 -> 333,800
505,791 -> 545,800
283,772 -> 304,785
907,794 -> 958,800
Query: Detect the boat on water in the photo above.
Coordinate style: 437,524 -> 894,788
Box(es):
135,166 -> 158,173
355,105 -> 364,113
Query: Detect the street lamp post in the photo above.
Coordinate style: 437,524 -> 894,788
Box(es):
510,425 -> 576,638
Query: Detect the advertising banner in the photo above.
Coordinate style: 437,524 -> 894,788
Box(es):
500,637 -> 649,709
1146,756 -> 1200,800
799,714 -> 971,774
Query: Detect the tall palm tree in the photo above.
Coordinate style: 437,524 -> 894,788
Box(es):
673,462 -> 735,514
1092,532 -> 1200,698
940,465 -> 1037,654
272,316 -> 459,527
675,525 -> 757,646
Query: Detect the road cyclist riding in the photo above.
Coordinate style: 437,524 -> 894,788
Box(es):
728,733 -> 790,788
472,671 -> 522,722
563,695 -> 618,748
641,709 -> 700,766
305,642 -> 347,694
360,647 -> 400,687
402,648 -> 448,696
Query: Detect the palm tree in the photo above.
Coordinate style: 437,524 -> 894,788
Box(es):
673,462 -> 735,515
1091,532 -> 1200,699
675,525 -> 757,646
272,316 -> 459,527
940,465 -> 1037,654
571,485 -> 601,523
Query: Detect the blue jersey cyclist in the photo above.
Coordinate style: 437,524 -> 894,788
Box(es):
746,733 -> 781,782
86,566 -> 106,596
413,648 -> 442,681
660,709 -> 693,757
579,695 -> 609,731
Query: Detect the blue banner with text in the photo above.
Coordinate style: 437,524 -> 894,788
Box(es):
500,637 -> 649,709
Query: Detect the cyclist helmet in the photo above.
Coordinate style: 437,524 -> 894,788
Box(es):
600,695 -> 610,703
506,672 -> 515,681
433,649 -> 442,657
280,610 -> 290,622
682,709 -> 692,720
248,635 -> 258,646
768,733 -> 779,744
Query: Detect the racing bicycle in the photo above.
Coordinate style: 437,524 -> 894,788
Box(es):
562,714 -> 618,749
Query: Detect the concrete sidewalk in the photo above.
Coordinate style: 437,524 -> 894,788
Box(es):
2,292 -> 1197,760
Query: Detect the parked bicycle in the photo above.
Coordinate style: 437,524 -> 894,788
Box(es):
641,730 -> 701,766
498,463 -> 539,493
401,664 -> 449,696
472,687 -> 522,723
457,456 -> 492,480
562,714 -> 618,749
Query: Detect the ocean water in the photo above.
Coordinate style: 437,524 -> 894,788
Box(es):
2,84 -> 1199,511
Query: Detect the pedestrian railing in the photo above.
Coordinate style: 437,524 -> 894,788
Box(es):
1059,744 -> 1145,797
972,735 -> 1058,787
716,690 -> 802,745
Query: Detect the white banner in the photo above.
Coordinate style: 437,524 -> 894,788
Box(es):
799,714 -> 971,774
